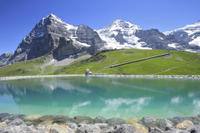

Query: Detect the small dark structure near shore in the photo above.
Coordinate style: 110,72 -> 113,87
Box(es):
85,69 -> 92,76
109,53 -> 171,68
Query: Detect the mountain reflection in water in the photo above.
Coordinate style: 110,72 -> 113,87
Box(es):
0,77 -> 200,119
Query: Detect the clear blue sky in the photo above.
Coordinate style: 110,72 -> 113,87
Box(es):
0,0 -> 199,55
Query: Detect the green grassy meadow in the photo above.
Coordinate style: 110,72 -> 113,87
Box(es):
0,49 -> 200,76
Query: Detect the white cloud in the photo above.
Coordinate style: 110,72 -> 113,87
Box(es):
100,97 -> 151,116
193,99 -> 200,107
70,101 -> 91,115
188,92 -> 195,98
171,96 -> 181,104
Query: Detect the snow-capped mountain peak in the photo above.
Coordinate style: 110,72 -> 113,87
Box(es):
177,22 -> 200,35
25,14 -> 78,41
44,14 -> 78,31
97,19 -> 149,50
111,19 -> 141,29
99,19 -> 141,34
165,20 -> 200,36
46,14 -> 63,22
48,13 -> 59,18
163,20 -> 200,49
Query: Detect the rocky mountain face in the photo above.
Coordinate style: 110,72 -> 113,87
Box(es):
1,14 -> 200,67
135,29 -> 173,50
0,14 -> 105,67
164,20 -> 200,51
0,52 -> 14,66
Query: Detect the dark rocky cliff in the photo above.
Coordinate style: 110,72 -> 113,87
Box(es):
0,14 -> 105,67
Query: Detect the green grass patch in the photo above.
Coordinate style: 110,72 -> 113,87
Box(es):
1,49 -> 200,76
0,56 -> 47,77
54,49 -> 200,75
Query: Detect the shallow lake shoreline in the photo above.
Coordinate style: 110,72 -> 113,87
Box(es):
0,74 -> 200,81
0,113 -> 200,133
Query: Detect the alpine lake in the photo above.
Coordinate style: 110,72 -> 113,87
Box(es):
0,76 -> 200,119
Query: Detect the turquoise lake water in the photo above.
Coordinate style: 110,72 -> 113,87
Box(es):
0,77 -> 200,119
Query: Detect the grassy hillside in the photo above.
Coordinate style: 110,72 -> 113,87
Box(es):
54,49 -> 200,75
0,49 -> 200,76
0,56 -> 49,77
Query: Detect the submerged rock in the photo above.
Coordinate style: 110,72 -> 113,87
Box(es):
31,115 -> 55,125
106,118 -> 126,125
52,115 -> 72,124
73,116 -> 94,124
94,116 -> 107,123
141,116 -> 157,127
24,114 -> 41,121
